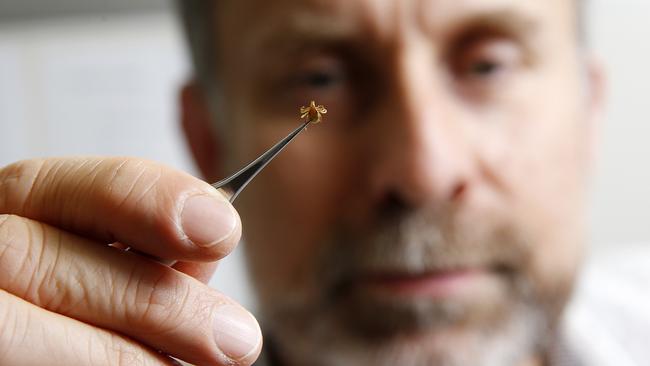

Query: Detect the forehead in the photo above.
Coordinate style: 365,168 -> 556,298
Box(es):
215,0 -> 576,51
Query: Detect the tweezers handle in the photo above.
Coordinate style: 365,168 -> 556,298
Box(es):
212,120 -> 311,203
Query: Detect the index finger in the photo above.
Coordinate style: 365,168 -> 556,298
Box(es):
0,157 -> 241,261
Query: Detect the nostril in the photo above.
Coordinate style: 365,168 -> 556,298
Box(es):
376,190 -> 412,220
451,182 -> 467,202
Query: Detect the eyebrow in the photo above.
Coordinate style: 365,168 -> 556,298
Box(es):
439,9 -> 541,44
243,11 -> 360,59
245,7 -> 541,63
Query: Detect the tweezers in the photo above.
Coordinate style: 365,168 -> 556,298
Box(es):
126,121 -> 311,261
211,120 -> 311,202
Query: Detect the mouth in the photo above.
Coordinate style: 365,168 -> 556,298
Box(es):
356,267 -> 497,300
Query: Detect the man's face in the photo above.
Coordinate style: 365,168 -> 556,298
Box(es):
206,0 -> 596,364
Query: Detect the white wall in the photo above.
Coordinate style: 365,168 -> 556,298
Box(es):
0,0 -> 168,21
588,0 -> 650,247
0,9 -> 257,306
0,0 -> 648,308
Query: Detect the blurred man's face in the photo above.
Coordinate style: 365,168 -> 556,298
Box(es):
207,0 -> 597,365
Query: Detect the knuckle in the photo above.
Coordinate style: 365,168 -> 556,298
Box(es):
0,215 -> 75,311
0,215 -> 40,292
88,330 -> 149,366
141,270 -> 191,333
103,159 -> 179,238
0,158 -> 102,220
0,291 -> 18,362
130,267 -> 210,337
104,158 -> 165,208
36,231 -> 79,312
104,333 -> 146,366
0,159 -> 47,215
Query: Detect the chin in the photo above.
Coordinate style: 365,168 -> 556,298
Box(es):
266,288 -> 552,366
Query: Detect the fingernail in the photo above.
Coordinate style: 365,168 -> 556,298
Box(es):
213,305 -> 262,360
181,194 -> 236,248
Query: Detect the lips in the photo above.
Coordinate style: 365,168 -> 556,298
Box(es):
356,267 -> 493,299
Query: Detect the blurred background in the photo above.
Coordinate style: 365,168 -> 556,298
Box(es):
0,0 -> 648,307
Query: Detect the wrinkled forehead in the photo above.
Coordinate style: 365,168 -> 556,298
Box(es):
214,0 -> 577,54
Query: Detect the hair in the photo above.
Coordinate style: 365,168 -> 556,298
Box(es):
176,0 -> 229,132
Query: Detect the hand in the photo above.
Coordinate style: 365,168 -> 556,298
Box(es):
0,157 -> 262,366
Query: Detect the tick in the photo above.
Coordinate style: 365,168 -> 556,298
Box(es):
300,100 -> 327,124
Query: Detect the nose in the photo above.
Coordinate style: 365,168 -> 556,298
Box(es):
366,57 -> 473,209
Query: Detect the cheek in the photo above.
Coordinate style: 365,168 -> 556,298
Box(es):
237,124 -> 353,299
478,65 -> 589,217
475,75 -> 588,305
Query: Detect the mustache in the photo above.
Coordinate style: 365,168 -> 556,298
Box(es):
317,203 -> 532,290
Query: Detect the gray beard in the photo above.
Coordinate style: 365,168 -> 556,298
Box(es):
259,204 -> 561,366
264,278 -> 550,366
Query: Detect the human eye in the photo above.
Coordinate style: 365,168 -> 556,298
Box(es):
293,56 -> 347,96
451,37 -> 524,85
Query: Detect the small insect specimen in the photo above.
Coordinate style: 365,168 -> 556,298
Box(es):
300,100 -> 328,124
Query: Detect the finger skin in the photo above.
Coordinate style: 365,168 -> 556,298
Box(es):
172,261 -> 220,284
0,157 -> 241,262
0,289 -> 175,366
0,214 -> 262,366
